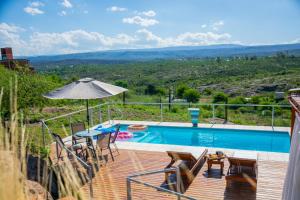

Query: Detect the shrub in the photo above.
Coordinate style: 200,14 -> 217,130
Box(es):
176,84 -> 189,98
213,92 -> 228,103
183,89 -> 200,103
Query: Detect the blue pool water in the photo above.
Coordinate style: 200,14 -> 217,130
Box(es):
118,125 -> 290,153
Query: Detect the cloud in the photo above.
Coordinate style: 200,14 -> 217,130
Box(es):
61,0 -> 72,8
141,10 -> 156,17
0,23 -> 234,56
24,1 -> 44,15
0,23 -> 26,51
137,29 -> 231,47
107,6 -> 127,12
201,24 -> 207,28
123,16 -> 159,27
24,7 -> 44,15
211,20 -> 224,31
59,10 -> 67,16
30,1 -> 44,7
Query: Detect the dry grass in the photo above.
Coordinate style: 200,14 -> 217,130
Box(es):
0,78 -> 87,200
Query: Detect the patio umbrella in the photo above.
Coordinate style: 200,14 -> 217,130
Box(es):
43,77 -> 128,131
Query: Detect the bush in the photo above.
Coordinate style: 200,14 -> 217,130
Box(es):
183,89 -> 200,103
213,92 -> 228,103
176,84 -> 189,98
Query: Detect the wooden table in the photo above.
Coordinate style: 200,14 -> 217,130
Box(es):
206,155 -> 225,174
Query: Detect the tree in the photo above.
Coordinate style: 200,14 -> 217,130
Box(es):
184,89 -> 200,103
213,92 -> 228,103
115,80 -> 128,88
176,84 -> 189,98
145,84 -> 157,95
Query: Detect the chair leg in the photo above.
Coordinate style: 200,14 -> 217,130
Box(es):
113,143 -> 119,154
109,147 -> 114,161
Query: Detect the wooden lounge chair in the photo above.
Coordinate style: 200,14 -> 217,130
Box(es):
225,156 -> 258,190
164,149 -> 208,192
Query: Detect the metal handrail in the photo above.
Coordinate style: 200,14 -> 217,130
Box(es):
127,168 -> 197,200
114,101 -> 291,108
44,102 -> 109,122
41,120 -> 93,199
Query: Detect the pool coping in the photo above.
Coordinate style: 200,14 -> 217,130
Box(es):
105,120 -> 290,133
98,120 -> 290,162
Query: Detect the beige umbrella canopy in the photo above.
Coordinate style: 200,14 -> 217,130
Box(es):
43,77 -> 127,99
43,77 -> 128,130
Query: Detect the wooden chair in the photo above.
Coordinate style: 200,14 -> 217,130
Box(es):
164,149 -> 208,192
96,133 -> 114,162
110,124 -> 120,154
225,157 -> 258,190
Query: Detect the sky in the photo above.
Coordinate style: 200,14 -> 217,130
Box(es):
0,0 -> 300,56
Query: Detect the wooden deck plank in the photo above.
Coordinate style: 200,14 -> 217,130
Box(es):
79,149 -> 287,200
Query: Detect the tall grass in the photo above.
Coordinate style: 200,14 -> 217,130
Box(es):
0,78 -> 87,200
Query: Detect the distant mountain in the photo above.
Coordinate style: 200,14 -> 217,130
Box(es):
27,43 -> 300,64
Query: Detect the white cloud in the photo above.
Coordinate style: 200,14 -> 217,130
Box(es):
24,7 -> 44,15
201,24 -> 207,28
59,10 -> 67,16
211,20 -> 224,31
0,23 -> 26,51
123,16 -> 159,27
137,29 -> 231,47
61,0 -> 72,8
24,1 -> 44,15
0,23 -> 234,56
30,1 -> 44,7
141,10 -> 156,17
107,6 -> 127,12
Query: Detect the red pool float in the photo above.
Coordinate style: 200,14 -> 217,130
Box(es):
117,131 -> 133,140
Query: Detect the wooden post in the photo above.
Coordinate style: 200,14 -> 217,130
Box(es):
290,107 -> 295,138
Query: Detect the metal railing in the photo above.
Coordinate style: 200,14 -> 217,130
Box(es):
41,121 -> 94,199
41,102 -> 291,146
127,168 -> 197,200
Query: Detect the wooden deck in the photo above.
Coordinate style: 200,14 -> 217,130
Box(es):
79,149 -> 287,200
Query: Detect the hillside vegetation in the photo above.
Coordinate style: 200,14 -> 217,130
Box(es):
37,55 -> 300,97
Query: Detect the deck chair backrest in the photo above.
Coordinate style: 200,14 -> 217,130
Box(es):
97,133 -> 111,149
178,149 -> 208,184
228,157 -> 256,168
167,151 -> 197,163
111,124 -> 120,143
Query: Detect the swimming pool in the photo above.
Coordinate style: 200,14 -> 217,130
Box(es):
117,125 -> 290,153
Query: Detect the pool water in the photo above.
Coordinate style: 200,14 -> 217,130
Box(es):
118,125 -> 290,153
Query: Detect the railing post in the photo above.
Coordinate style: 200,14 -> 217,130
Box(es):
127,178 -> 132,200
89,108 -> 93,127
160,103 -> 163,122
69,116 -> 72,135
99,104 -> 102,124
212,104 -> 215,123
41,120 -> 45,147
108,104 -> 111,124
272,105 -> 275,128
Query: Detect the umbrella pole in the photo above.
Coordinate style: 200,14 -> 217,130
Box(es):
87,99 -> 90,133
